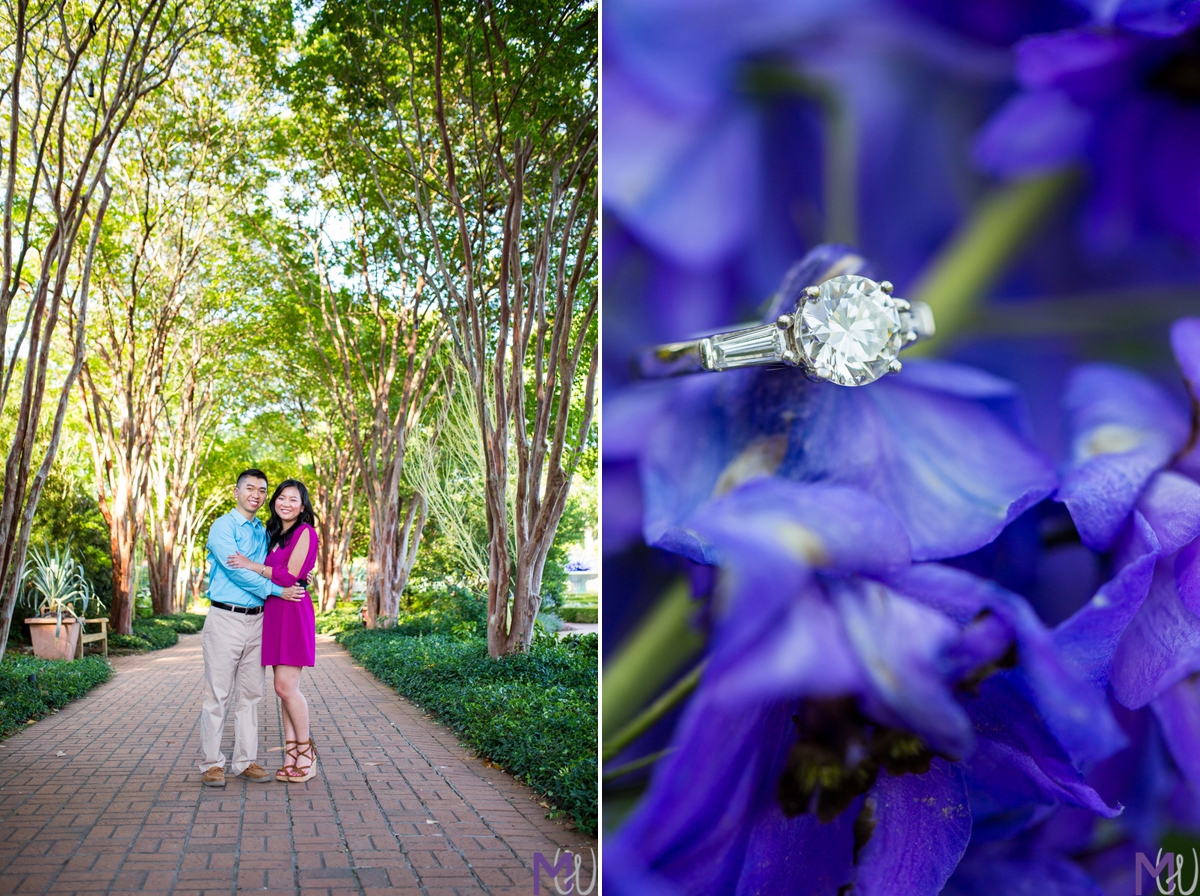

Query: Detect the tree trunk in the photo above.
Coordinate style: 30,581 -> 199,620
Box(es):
146,529 -> 178,616
106,513 -> 139,635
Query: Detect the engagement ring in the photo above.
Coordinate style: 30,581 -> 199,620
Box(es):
640,275 -> 935,386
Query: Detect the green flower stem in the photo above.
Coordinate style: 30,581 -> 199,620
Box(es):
603,747 -> 679,783
908,169 -> 1077,354
601,579 -> 705,737
602,657 -> 708,762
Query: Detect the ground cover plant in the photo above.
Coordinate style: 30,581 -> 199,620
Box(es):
337,627 -> 598,835
0,655 -> 113,739
107,613 -> 204,652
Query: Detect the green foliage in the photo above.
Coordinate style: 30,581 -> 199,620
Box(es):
558,605 -> 597,624
157,613 -> 207,634
0,655 -> 113,740
27,466 -> 112,608
315,609 -> 363,635
392,584 -> 487,638
337,629 -> 598,835
21,543 -> 105,629
108,618 -> 180,652
540,484 -> 591,611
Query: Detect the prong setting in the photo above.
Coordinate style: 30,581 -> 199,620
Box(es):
879,280 -> 894,294
776,313 -> 793,330
888,359 -> 903,374
804,286 -> 821,301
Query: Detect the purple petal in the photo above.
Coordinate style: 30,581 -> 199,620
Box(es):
788,376 -> 1056,561
734,800 -> 856,896
1053,546 -> 1158,689
1014,29 -> 1143,97
973,90 -> 1091,177
602,64 -> 760,266
1135,471 -> 1200,555
1111,556 -> 1200,708
944,856 -> 1103,896
1057,363 -> 1189,550
851,759 -> 971,896
642,365 -> 1056,563
604,461 -> 647,554
1171,316 -> 1200,391
612,688 -> 799,893
962,677 -> 1121,822
684,479 -> 913,575
888,564 -> 1125,764
1179,537 -> 1200,616
1150,675 -> 1200,793
830,577 -> 974,758
707,581 -> 867,707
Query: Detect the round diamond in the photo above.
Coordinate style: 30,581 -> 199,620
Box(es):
794,275 -> 903,386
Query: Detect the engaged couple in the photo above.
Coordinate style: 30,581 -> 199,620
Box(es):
196,469 -> 320,787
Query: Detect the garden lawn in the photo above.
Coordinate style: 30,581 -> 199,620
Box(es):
337,629 -> 598,836
0,654 -> 113,739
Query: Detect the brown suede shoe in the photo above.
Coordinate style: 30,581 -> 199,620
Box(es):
239,763 -> 272,783
201,766 -> 225,788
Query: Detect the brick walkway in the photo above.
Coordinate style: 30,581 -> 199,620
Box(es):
0,634 -> 596,895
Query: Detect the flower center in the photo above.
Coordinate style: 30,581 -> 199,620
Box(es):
1148,32 -> 1200,103
777,698 -> 934,823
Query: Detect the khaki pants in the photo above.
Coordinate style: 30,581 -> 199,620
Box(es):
197,607 -> 264,774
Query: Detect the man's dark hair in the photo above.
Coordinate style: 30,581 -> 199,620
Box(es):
236,468 -> 269,487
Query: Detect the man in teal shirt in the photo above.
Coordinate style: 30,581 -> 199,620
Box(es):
198,469 -> 301,787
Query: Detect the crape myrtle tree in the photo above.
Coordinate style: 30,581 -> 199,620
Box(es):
264,197 -> 445,629
74,41 -> 268,633
248,281 -> 364,615
296,0 -> 597,657
0,0 -> 213,658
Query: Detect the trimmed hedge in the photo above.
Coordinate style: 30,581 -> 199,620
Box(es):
0,654 -> 113,739
558,605 -> 597,624
337,629 -> 598,835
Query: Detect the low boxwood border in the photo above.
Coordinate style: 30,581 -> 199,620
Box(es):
337,629 -> 598,835
558,605 -> 597,624
0,654 -> 113,739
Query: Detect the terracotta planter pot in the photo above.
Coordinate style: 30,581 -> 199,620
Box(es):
25,617 -> 81,661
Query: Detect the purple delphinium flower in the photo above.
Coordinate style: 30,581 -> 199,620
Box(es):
606,479 -> 1123,895
1050,318 -> 1200,796
975,1 -> 1200,252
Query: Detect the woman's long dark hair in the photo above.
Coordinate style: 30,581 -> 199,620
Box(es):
265,479 -> 317,552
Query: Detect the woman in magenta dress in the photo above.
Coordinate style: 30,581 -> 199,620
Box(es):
227,479 -> 319,782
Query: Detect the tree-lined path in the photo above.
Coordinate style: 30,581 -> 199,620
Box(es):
0,635 -> 594,895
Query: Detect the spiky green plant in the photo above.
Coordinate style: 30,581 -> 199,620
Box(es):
22,544 -> 104,637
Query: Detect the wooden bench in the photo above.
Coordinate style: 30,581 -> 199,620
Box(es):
75,618 -> 109,659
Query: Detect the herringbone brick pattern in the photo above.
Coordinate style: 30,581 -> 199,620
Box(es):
0,634 -> 596,895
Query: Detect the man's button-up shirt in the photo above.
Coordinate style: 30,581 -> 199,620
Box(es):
206,509 -> 283,608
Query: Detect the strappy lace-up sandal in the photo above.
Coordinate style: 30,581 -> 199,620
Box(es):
275,740 -> 299,782
283,738 -> 317,783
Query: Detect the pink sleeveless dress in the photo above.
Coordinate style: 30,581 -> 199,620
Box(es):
260,523 -> 318,667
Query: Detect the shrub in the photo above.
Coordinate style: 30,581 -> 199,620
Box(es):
393,584 -> 487,637
108,617 -> 180,652
315,609 -> 363,635
558,605 -> 597,624
337,629 -> 598,835
0,654 -> 113,739
157,612 -> 207,634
